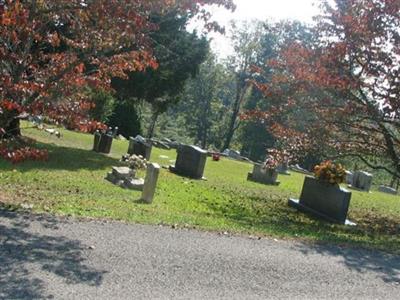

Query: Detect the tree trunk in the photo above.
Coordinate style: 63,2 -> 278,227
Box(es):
200,100 -> 210,150
222,111 -> 237,151
390,175 -> 397,188
200,125 -> 207,149
222,77 -> 247,151
147,109 -> 159,139
1,115 -> 21,138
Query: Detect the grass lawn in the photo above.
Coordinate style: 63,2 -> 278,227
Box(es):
1,123 -> 399,254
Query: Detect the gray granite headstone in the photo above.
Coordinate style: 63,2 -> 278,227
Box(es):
112,167 -> 133,180
345,171 -> 353,185
289,176 -> 353,224
290,164 -> 313,176
124,178 -> 145,191
128,137 -> 152,160
276,163 -> 290,175
247,164 -> 279,185
168,141 -> 181,149
378,185 -> 398,195
151,139 -> 171,150
170,145 -> 207,179
93,131 -> 101,152
141,163 -> 160,203
106,166 -> 144,191
98,133 -> 113,154
351,171 -> 373,192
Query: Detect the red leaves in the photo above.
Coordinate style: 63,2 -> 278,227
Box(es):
0,146 -> 48,164
0,100 -> 23,113
0,0 -> 235,136
76,121 -> 108,134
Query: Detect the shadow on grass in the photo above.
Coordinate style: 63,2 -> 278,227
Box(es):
202,192 -> 400,282
0,207 -> 106,299
1,142 -> 121,172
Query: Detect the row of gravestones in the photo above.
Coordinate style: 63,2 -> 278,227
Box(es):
101,134 -> 208,203
346,170 -> 397,195
126,137 -> 207,179
94,133 -> 398,196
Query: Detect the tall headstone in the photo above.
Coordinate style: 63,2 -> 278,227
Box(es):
170,145 -> 207,179
92,130 -> 101,152
98,133 -> 113,154
141,163 -> 160,204
128,137 -> 152,160
351,171 -> 373,192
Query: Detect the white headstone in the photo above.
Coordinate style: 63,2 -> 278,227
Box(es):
141,163 -> 160,203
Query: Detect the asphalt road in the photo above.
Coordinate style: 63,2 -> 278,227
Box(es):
1,208 -> 399,299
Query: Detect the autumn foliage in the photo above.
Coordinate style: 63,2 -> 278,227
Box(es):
250,0 -> 400,179
0,138 -> 48,164
0,0 -> 234,162
0,0 -> 235,135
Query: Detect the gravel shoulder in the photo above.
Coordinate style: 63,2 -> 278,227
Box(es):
1,208 -> 399,299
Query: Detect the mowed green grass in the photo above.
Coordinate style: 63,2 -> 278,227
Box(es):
0,124 -> 399,253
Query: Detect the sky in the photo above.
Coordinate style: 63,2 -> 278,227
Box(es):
189,0 -> 320,58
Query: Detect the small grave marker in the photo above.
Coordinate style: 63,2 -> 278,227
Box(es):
141,163 -> 160,203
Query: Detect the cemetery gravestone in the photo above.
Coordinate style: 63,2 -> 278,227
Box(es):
94,132 -> 113,154
93,130 -> 101,152
351,171 -> 373,192
289,176 -> 354,225
141,163 -> 161,203
170,145 -> 207,179
222,149 -> 241,160
345,170 -> 354,185
98,133 -> 113,154
150,139 -> 171,150
168,141 -> 181,149
247,164 -> 280,185
276,163 -> 290,175
128,137 -> 152,160
106,166 -> 144,191
290,164 -> 313,176
378,185 -> 398,195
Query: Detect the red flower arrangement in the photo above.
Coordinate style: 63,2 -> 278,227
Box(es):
212,153 -> 221,161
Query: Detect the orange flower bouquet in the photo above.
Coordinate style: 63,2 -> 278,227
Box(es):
314,161 -> 346,185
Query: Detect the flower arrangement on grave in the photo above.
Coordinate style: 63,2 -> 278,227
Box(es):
121,154 -> 147,171
212,153 -> 220,161
262,148 -> 284,170
263,156 -> 279,170
314,161 -> 346,185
